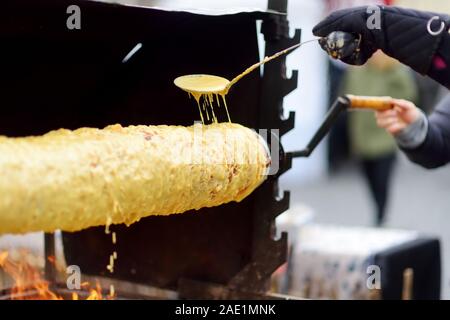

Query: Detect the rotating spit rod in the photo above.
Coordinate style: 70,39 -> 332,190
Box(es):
290,95 -> 394,158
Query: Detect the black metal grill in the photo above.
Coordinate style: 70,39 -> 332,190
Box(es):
0,0 -> 300,299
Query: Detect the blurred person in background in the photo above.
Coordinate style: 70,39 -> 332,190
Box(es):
313,5 -> 450,170
323,0 -> 390,172
340,51 -> 417,226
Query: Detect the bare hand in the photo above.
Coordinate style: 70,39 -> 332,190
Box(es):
375,99 -> 421,136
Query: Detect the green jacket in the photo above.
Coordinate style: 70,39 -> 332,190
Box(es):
341,64 -> 417,159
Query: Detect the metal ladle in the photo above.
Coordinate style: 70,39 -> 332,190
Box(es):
173,39 -> 319,96
173,32 -> 363,96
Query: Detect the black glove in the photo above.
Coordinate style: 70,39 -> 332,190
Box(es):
313,6 -> 450,75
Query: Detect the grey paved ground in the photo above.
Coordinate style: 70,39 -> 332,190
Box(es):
282,153 -> 450,299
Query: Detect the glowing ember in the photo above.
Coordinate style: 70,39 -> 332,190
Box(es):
0,250 -> 112,300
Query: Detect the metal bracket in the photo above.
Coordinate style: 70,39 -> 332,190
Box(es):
290,96 -> 350,158
44,233 -> 57,285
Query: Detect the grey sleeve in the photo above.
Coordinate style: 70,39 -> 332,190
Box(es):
398,94 -> 450,169
394,111 -> 428,150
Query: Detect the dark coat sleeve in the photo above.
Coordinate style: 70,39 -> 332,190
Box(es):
381,7 -> 450,89
427,32 -> 450,89
313,6 -> 450,88
402,94 -> 450,168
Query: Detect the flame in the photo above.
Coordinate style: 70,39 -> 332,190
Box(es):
0,250 -> 112,300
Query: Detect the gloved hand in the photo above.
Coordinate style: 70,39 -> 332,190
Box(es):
313,6 -> 450,74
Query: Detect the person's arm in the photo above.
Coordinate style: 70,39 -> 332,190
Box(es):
313,6 -> 450,88
376,95 -> 450,168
